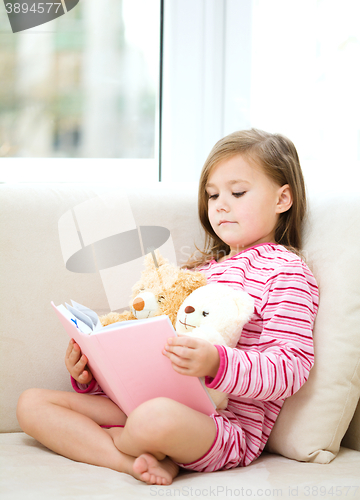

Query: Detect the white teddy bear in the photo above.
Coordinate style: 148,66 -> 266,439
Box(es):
175,283 -> 254,410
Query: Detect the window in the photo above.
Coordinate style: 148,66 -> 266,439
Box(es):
2,0 -> 359,188
0,0 -> 161,181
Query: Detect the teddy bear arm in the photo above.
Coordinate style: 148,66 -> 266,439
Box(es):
99,310 -> 136,326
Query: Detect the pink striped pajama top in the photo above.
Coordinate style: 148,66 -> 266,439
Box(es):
73,243 -> 319,472
174,243 -> 318,472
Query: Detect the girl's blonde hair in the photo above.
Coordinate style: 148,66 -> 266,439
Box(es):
186,128 -> 307,268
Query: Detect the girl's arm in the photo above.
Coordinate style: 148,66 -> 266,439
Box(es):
205,263 -> 319,402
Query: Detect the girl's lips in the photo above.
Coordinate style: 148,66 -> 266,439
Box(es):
219,220 -> 236,225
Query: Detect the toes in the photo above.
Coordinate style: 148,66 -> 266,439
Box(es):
133,456 -> 147,475
142,473 -> 151,484
133,453 -> 173,486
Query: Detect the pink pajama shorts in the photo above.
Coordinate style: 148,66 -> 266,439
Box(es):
173,412 -> 247,473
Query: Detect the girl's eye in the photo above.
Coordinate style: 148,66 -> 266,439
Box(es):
233,191 -> 246,198
208,194 -> 218,200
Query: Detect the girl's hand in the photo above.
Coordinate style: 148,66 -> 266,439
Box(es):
65,339 -> 93,385
163,335 -> 220,378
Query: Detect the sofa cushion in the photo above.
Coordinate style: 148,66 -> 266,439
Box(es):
267,191 -> 360,463
1,433 -> 360,499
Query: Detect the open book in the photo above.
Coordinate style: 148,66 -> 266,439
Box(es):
52,301 -> 216,417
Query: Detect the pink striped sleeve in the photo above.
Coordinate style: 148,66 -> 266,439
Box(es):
205,261 -> 318,401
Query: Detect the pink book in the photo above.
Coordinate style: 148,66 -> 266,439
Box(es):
52,302 -> 216,417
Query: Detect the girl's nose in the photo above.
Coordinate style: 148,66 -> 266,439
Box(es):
215,196 -> 229,212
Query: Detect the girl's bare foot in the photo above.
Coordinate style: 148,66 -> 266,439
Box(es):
133,453 -> 179,485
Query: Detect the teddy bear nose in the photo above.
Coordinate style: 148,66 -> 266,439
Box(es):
185,306 -> 195,314
133,297 -> 145,311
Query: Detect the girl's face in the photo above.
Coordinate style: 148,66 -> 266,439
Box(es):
205,154 -> 292,258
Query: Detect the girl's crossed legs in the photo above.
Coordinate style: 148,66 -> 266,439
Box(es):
16,389 -> 217,485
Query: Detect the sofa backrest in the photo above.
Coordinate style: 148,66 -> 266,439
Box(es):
0,183 -> 201,432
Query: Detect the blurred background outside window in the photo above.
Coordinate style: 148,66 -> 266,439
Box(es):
0,0 -> 161,181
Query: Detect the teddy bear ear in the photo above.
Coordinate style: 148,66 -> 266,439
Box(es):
180,270 -> 207,290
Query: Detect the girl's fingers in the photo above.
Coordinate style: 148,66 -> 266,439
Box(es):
166,345 -> 191,360
73,354 -> 87,375
168,336 -> 197,348
165,337 -> 197,355
170,363 -> 189,376
165,351 -> 187,367
164,348 -> 195,375
67,347 -> 86,375
68,343 -> 82,365
64,339 -> 93,384
77,369 -> 89,384
65,339 -> 75,359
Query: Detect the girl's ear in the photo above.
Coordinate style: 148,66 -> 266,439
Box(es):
276,184 -> 293,213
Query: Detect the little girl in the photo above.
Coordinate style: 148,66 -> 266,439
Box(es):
17,129 -> 318,486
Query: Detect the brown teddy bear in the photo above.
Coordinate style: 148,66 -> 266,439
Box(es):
99,251 -> 207,328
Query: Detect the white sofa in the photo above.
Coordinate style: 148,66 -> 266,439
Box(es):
1,183 -> 360,500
